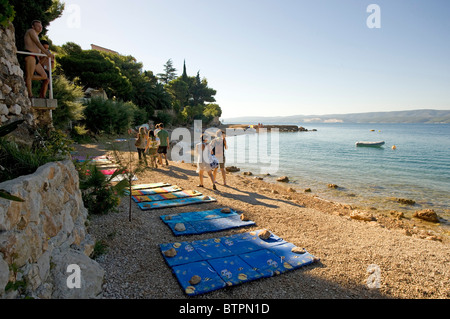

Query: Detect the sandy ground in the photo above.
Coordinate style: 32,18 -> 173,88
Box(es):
74,141 -> 450,299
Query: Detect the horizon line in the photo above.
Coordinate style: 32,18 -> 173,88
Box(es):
222,108 -> 450,120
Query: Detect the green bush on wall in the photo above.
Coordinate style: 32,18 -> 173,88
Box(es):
0,0 -> 15,27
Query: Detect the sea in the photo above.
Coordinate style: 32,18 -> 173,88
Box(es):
224,123 -> 450,223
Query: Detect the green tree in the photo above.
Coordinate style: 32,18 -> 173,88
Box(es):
166,77 -> 189,111
10,0 -> 64,50
181,104 -> 204,124
83,98 -> 137,135
0,0 -> 15,27
189,71 -> 217,106
60,41 -> 83,55
52,75 -> 85,130
202,103 -> 222,124
58,49 -> 133,101
157,59 -> 177,85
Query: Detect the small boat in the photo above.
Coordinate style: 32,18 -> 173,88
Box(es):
355,141 -> 385,147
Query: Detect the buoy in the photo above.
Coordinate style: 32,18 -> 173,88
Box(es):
392,145 -> 397,150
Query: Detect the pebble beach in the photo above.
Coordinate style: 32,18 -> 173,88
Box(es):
76,142 -> 450,299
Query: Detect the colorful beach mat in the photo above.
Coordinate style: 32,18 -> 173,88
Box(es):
125,185 -> 182,196
160,229 -> 317,296
132,190 -> 203,203
111,174 -> 137,182
72,155 -> 113,163
138,195 -> 217,210
131,183 -> 171,190
100,169 -> 128,176
160,208 -> 256,236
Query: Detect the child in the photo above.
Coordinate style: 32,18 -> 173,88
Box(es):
146,130 -> 159,168
195,134 -> 216,190
135,126 -> 148,166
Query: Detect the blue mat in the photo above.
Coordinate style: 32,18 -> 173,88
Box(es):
160,242 -> 204,267
160,230 -> 317,296
137,195 -> 217,210
161,209 -> 256,236
208,255 -> 266,286
172,261 -> 227,296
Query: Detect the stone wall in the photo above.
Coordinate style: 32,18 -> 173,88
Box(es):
0,160 -> 104,299
0,22 -> 34,127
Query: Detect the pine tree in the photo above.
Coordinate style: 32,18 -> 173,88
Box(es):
157,59 -> 177,85
182,59 -> 188,82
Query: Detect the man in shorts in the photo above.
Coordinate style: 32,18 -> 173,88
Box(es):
24,20 -> 54,98
156,123 -> 170,166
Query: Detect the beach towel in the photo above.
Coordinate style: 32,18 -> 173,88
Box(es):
72,155 -> 112,163
96,164 -> 120,169
100,169 -> 128,176
132,190 -> 202,203
137,195 -> 217,210
130,183 -> 171,190
124,185 -> 182,196
110,174 -> 137,182
160,209 -> 256,236
160,230 -> 317,296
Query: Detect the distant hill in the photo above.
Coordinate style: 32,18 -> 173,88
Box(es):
223,109 -> 450,124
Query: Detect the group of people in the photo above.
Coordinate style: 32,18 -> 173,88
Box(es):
24,20 -> 55,99
134,124 -> 228,191
195,130 -> 228,190
134,123 -> 170,168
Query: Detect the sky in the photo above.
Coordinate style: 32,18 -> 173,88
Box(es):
46,0 -> 450,119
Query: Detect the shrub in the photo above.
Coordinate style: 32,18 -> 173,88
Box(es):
76,162 -> 128,215
83,98 -> 138,135
52,75 -> 85,130
0,125 -> 73,182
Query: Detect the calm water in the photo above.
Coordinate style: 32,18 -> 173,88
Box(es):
226,123 -> 450,220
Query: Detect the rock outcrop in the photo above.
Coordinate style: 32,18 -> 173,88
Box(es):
0,160 -> 104,299
413,209 -> 440,223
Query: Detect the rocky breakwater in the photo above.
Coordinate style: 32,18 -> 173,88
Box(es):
258,125 -> 299,132
0,160 -> 104,299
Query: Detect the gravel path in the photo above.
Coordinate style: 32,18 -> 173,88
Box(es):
78,144 -> 450,299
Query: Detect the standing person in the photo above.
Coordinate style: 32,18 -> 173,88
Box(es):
39,40 -> 55,98
135,126 -> 148,166
39,40 -> 55,77
146,130 -> 159,169
211,130 -> 228,186
24,20 -> 54,98
154,123 -> 161,164
156,123 -> 170,166
195,134 -> 217,190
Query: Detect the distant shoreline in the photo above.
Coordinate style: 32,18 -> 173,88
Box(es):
222,109 -> 450,125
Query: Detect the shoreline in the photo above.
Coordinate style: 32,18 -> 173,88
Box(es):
76,141 -> 450,299
170,123 -> 450,229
